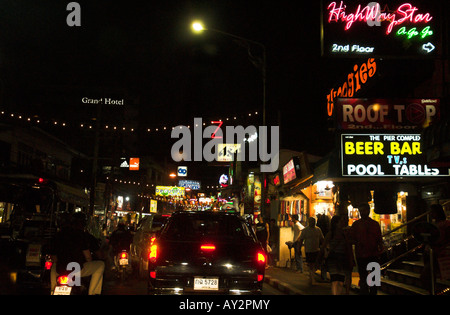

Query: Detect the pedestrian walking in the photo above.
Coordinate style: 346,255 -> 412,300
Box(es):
349,203 -> 384,295
268,219 -> 279,267
322,215 -> 353,295
299,216 -> 324,285
316,213 -> 331,281
420,203 -> 450,293
291,214 -> 304,272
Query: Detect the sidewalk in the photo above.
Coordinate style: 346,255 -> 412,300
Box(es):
264,266 -> 361,295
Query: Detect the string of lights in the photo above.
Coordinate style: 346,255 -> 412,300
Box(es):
0,109 -> 260,134
106,176 -> 221,190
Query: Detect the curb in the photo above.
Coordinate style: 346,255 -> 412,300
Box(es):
264,274 -> 303,295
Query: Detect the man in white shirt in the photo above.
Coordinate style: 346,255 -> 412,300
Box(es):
292,214 -> 304,272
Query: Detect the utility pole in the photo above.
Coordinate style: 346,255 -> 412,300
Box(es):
89,101 -> 101,217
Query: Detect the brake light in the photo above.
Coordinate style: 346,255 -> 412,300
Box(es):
45,261 -> 53,270
200,244 -> 216,252
57,275 -> 69,285
257,252 -> 266,264
149,244 -> 158,263
120,252 -> 128,259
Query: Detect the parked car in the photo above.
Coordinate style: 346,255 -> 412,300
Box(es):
130,214 -> 169,277
147,211 -> 266,295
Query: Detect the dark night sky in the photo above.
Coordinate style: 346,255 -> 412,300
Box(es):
0,0 -> 441,177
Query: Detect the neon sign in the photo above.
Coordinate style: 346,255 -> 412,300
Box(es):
341,134 -> 449,177
322,1 -> 438,57
332,44 -> 375,53
334,98 -> 440,130
396,26 -> 433,39
327,2 -> 433,35
326,58 -> 377,117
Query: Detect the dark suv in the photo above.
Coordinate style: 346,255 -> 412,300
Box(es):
147,211 -> 266,295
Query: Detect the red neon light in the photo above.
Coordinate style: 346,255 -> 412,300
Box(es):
327,2 -> 433,34
210,121 -> 223,139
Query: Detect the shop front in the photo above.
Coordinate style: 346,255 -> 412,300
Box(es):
271,152 -> 319,267
310,131 -> 450,249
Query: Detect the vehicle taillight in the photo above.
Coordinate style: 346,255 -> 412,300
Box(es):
149,244 -> 158,263
200,244 -> 216,252
257,251 -> 266,264
45,261 -> 53,270
57,275 -> 69,285
120,252 -> 128,259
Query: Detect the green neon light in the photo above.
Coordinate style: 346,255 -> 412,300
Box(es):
396,26 -> 433,40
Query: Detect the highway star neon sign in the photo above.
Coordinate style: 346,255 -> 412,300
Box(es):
322,1 -> 438,57
327,1 -> 433,35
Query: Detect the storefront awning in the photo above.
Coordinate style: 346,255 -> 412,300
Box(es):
55,181 -> 89,207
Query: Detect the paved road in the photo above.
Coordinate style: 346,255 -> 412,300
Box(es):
103,275 -> 283,295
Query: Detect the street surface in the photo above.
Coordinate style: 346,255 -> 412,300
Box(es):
103,273 -> 282,295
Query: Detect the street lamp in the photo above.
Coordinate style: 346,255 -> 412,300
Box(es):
190,20 -> 268,218
191,21 -> 205,33
190,20 -> 266,126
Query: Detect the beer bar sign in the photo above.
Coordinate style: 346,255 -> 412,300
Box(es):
341,134 -> 449,177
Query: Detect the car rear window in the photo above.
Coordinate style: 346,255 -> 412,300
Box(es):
151,216 -> 168,231
162,214 -> 252,241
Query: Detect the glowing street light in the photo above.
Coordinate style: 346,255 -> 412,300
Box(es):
191,21 -> 205,33
190,19 -> 269,218
189,20 -> 266,127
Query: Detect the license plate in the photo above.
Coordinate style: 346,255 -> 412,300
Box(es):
194,277 -> 219,291
53,286 -> 72,295
119,258 -> 128,266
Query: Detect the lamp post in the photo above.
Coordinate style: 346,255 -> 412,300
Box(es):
191,21 -> 268,217
191,21 -> 266,127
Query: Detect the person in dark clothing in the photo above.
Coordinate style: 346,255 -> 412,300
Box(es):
109,222 -> 133,256
50,212 -> 105,295
316,214 -> 331,281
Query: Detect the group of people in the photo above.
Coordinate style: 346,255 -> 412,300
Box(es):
291,203 -> 384,295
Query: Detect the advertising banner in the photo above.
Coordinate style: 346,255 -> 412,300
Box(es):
178,180 -> 201,190
155,186 -> 185,197
321,1 -> 440,57
217,144 -> 241,162
341,134 -> 450,177
283,159 -> 297,184
150,200 -> 157,213
335,98 -> 440,130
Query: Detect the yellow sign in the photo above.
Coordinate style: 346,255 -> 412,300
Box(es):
155,186 -> 185,197
150,200 -> 157,213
